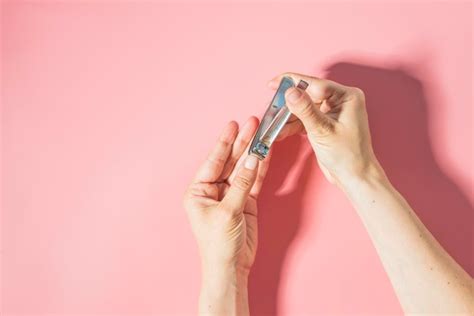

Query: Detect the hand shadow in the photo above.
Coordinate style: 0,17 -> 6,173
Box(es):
325,62 -> 473,277
249,135 -> 315,316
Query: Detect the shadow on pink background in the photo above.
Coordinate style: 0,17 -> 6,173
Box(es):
2,2 -> 472,315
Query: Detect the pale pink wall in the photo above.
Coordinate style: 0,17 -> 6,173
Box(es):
1,1 -> 472,315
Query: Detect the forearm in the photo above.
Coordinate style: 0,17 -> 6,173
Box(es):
339,164 -> 473,314
199,265 -> 249,316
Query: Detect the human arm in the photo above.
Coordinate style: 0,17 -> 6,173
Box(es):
273,72 -> 473,314
342,165 -> 473,314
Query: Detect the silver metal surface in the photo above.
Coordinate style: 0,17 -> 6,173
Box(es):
249,76 -> 308,159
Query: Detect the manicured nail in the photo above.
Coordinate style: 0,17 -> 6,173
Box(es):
287,88 -> 302,103
244,155 -> 259,170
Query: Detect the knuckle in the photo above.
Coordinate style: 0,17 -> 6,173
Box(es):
351,87 -> 365,100
189,183 -> 219,200
188,183 -> 203,196
310,79 -> 331,100
233,174 -> 252,191
217,138 -> 232,149
207,153 -> 226,166
317,79 -> 330,90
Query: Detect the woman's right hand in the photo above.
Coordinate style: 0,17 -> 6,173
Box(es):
271,72 -> 384,186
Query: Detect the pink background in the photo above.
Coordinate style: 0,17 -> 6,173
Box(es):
2,1 -> 472,315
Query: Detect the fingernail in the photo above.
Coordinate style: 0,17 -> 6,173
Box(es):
287,88 -> 302,103
244,155 -> 259,170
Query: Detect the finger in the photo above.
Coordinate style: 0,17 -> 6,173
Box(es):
320,102 -> 332,114
269,72 -> 349,107
276,119 -> 305,141
267,79 -> 280,90
220,155 -> 259,213
193,121 -> 238,183
285,87 -> 335,135
220,116 -> 259,180
226,120 -> 259,184
250,149 -> 272,199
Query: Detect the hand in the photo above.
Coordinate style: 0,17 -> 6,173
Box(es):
183,117 -> 271,315
271,72 -> 383,186
270,73 -> 474,315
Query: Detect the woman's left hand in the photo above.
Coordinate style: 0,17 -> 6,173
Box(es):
183,117 -> 271,315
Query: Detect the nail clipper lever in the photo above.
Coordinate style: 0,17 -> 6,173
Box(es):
249,77 -> 308,159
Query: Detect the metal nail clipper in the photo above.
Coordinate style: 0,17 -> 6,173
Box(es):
249,76 -> 309,159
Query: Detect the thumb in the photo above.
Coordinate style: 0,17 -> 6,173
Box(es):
285,87 -> 335,135
220,155 -> 259,213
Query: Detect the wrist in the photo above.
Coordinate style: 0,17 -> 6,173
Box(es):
336,159 -> 388,192
202,265 -> 249,291
200,265 -> 249,315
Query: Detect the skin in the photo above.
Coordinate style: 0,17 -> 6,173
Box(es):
183,117 -> 271,315
183,73 -> 474,315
